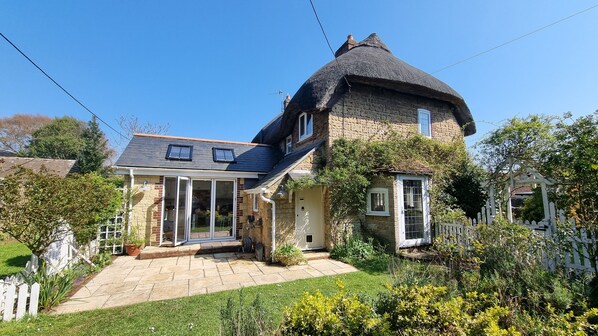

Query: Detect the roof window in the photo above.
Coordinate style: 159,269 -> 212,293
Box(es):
166,145 -> 193,161
212,148 -> 235,162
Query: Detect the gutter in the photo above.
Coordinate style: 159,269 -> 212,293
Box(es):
259,188 -> 276,262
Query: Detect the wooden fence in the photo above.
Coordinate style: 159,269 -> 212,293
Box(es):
435,201 -> 596,274
0,282 -> 40,321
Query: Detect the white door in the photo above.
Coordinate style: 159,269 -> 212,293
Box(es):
397,176 -> 431,247
295,187 -> 325,250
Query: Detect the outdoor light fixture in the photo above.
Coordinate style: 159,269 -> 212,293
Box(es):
141,180 -> 150,192
276,185 -> 287,198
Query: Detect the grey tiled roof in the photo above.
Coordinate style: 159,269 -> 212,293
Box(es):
115,134 -> 282,173
0,156 -> 77,178
245,140 -> 324,192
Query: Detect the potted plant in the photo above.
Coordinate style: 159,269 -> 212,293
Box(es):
122,226 -> 144,257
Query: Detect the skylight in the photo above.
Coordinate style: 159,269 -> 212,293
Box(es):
212,148 -> 235,162
166,145 -> 193,161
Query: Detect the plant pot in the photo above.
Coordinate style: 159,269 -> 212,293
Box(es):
125,243 -> 142,257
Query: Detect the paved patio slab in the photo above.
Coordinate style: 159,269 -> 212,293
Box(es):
52,253 -> 357,314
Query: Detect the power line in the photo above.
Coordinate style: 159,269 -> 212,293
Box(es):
308,0 -> 351,89
430,3 -> 598,74
0,32 -> 129,140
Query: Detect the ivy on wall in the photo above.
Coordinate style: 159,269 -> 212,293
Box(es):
287,132 -> 487,242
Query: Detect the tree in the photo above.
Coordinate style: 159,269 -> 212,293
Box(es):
78,116 -> 112,175
476,115 -> 555,178
0,114 -> 52,153
24,116 -> 86,159
544,112 -> 598,226
0,168 -> 121,257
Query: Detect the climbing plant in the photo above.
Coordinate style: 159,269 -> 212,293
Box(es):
304,133 -> 487,243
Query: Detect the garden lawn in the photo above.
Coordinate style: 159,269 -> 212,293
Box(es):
0,240 -> 31,278
0,270 -> 391,336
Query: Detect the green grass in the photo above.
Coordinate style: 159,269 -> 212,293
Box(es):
0,240 -> 31,278
0,271 -> 391,336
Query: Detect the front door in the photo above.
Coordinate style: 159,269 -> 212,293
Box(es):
295,186 -> 324,250
397,176 -> 431,247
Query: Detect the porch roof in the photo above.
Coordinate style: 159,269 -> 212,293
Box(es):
0,156 -> 77,178
115,134 -> 282,173
244,140 -> 323,193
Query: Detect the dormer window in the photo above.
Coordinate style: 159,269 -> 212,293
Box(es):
298,113 -> 313,141
212,148 -> 235,162
418,109 -> 431,138
285,135 -> 292,155
166,145 -> 193,161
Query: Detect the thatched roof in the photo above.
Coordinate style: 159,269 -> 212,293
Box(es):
253,33 -> 475,144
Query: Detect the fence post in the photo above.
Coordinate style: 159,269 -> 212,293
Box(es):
2,284 -> 16,321
29,282 -> 40,317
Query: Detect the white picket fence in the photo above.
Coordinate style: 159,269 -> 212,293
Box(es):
0,282 -> 40,321
436,201 -> 596,274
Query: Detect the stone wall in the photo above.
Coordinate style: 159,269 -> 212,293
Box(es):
328,84 -> 463,144
363,176 -> 398,250
125,175 -> 163,246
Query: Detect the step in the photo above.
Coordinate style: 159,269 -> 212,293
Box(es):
138,240 -> 241,260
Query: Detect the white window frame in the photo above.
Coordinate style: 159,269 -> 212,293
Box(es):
252,194 -> 259,212
366,188 -> 390,216
298,112 -> 313,141
418,109 -> 431,138
285,135 -> 292,155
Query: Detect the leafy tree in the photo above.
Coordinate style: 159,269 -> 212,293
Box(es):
78,116 -> 112,175
544,112 -> 598,226
476,114 -> 555,178
0,114 -> 52,153
0,168 -> 121,257
24,116 -> 86,159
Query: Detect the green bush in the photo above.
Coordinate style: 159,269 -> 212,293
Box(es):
22,261 -> 80,311
273,244 -> 305,266
330,236 -> 376,261
280,281 -> 388,335
220,289 -> 273,336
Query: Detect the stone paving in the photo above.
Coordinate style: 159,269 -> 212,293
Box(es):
52,252 -> 358,314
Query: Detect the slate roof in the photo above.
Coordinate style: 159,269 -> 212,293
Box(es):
253,33 -> 475,144
0,156 -> 77,178
245,141 -> 323,192
115,134 -> 282,173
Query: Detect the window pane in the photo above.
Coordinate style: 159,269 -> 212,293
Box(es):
370,192 -> 385,212
179,146 -> 191,159
403,180 -> 424,239
299,115 -> 305,136
215,181 -> 234,238
419,111 -> 431,137
224,150 -> 234,161
306,114 -> 313,135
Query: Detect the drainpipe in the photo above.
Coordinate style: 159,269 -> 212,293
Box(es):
128,169 -> 134,236
259,188 -> 276,262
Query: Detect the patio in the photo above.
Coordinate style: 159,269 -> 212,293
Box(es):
52,252 -> 357,314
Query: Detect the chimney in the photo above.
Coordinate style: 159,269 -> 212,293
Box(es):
283,94 -> 291,110
334,33 -> 359,58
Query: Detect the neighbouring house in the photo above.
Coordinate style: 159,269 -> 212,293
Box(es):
0,155 -> 77,178
115,33 -> 475,259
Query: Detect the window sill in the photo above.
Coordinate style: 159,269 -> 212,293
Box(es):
298,134 -> 313,143
366,211 -> 390,217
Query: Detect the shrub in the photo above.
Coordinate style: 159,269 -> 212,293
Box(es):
273,244 -> 305,266
21,261 -> 80,311
220,289 -> 273,336
280,281 -> 388,335
330,236 -> 376,262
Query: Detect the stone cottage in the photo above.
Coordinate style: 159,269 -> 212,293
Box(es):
115,33 -> 475,259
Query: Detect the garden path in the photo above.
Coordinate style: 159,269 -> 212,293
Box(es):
52,252 -> 357,314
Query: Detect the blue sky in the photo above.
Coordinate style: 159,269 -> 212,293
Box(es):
1,1 -> 597,154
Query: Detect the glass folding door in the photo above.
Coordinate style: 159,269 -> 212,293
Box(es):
162,177 -> 189,245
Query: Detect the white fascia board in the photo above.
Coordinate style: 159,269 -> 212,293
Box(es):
114,166 -> 259,179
